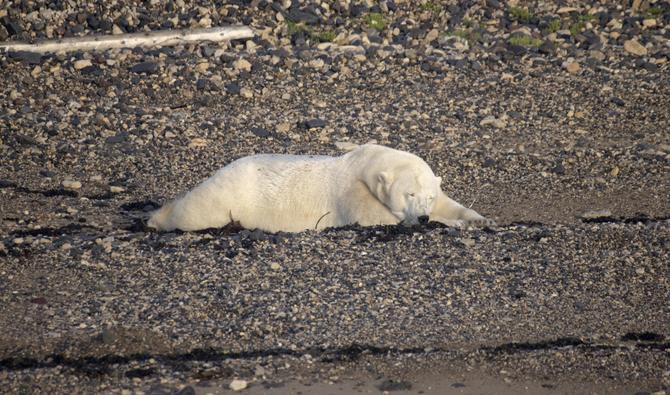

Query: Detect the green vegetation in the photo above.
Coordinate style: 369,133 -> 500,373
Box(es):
646,6 -> 663,17
508,35 -> 542,47
286,20 -> 307,35
313,30 -> 336,42
363,12 -> 387,31
286,20 -> 336,43
569,21 -> 585,36
545,18 -> 561,34
444,28 -> 481,43
420,2 -> 443,13
578,14 -> 595,22
508,6 -> 532,22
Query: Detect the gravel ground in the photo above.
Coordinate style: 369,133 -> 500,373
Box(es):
1,1 -> 669,394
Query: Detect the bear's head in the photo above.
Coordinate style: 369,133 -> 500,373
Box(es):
376,167 -> 441,225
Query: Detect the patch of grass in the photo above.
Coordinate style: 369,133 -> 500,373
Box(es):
286,20 -> 308,35
420,2 -> 443,13
646,6 -> 663,17
544,18 -> 561,34
312,30 -> 336,42
444,28 -> 481,43
569,21 -> 585,36
508,36 -> 542,47
363,12 -> 387,31
508,6 -> 532,22
578,14 -> 595,22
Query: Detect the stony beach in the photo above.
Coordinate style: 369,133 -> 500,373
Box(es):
1,1 -> 669,393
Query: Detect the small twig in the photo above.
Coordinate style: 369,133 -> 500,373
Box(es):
314,211 -> 331,230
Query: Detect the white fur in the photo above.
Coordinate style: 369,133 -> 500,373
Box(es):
148,144 -> 493,232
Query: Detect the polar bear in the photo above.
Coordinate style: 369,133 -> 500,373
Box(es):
148,144 -> 493,233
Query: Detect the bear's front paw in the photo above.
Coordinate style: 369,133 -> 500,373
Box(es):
463,217 -> 497,228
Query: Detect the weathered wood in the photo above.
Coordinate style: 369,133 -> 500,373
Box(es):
0,26 -> 254,54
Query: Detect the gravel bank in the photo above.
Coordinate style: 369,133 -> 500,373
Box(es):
1,0 -> 669,393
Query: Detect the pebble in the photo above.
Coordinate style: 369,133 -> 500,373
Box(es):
73,59 -> 92,70
195,62 -> 209,73
62,180 -> 82,190
270,262 -> 281,270
240,87 -> 254,99
234,58 -> 252,72
480,116 -> 506,129
579,209 -> 612,220
229,379 -> 248,391
564,62 -> 581,74
110,186 -> 126,193
129,61 -> 159,74
624,39 -> 648,56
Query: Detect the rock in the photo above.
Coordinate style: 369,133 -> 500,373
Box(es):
564,61 -> 580,74
624,39 -> 648,56
610,166 -> 620,177
304,119 -> 326,129
229,379 -> 248,391
610,97 -> 625,106
8,51 -> 42,64
579,209 -> 612,220
377,379 -> 412,391
240,87 -> 253,99
73,59 -> 92,70
459,238 -> 476,247
642,19 -> 657,29
308,58 -> 325,68
110,186 -> 125,193
31,66 -> 41,77
189,138 -> 208,148
480,116 -> 506,128
195,62 -> 209,73
251,127 -> 270,138
270,262 -> 281,270
233,58 -> 252,72
62,180 -> 82,190
129,61 -> 158,73
225,82 -> 241,95
106,132 -> 129,144
174,385 -> 196,395
276,123 -> 292,134
424,29 -> 439,44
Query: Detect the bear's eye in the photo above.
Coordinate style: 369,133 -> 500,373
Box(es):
408,193 -> 415,198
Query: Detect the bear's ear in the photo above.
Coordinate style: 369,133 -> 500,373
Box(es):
436,176 -> 442,186
377,171 -> 392,188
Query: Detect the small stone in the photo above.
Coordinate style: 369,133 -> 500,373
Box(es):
110,186 -> 125,193
195,62 -> 209,73
251,127 -> 270,138
610,167 -> 620,177
233,58 -> 252,72
624,39 -> 648,56
304,119 -> 326,129
240,87 -> 253,99
642,19 -> 657,29
73,59 -> 92,70
62,180 -> 82,190
579,209 -> 612,220
112,24 -> 124,35
130,61 -> 159,74
174,386 -> 196,395
480,116 -> 506,129
636,268 -> 645,275
308,58 -> 325,68
424,29 -> 439,43
229,379 -> 248,391
564,61 -> 580,74
276,123 -> 291,134
459,238 -> 476,247
13,238 -> 24,245
270,262 -> 281,270
189,138 -> 208,148
31,66 -> 41,77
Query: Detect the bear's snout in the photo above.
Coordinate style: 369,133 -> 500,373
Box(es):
418,215 -> 429,224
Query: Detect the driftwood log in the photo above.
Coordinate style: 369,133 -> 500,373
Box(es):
0,26 -> 254,54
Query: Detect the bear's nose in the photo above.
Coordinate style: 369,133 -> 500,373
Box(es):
418,215 -> 429,224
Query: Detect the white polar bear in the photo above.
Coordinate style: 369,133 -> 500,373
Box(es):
148,144 -> 493,233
